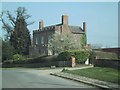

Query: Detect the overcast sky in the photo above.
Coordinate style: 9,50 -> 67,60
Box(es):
1,1 -> 118,47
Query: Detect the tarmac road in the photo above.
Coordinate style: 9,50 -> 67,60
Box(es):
2,68 -> 97,88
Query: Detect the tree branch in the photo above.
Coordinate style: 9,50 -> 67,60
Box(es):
2,19 -> 13,34
27,21 -> 35,26
7,11 -> 16,26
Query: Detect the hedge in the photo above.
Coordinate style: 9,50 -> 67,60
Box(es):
74,51 -> 90,63
57,50 -> 90,63
4,51 -> 90,64
4,55 -> 58,64
57,51 -> 73,61
12,54 -> 26,61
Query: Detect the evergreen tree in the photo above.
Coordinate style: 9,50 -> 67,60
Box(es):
2,7 -> 33,55
2,40 -> 13,61
10,16 -> 31,55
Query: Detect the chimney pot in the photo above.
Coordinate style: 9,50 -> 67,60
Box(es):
39,20 -> 44,30
62,15 -> 68,25
83,22 -> 86,32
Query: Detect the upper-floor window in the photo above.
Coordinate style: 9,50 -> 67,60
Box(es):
36,37 -> 38,44
41,36 -> 44,44
48,35 -> 51,42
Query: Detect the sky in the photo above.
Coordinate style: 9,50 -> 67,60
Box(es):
1,1 -> 118,48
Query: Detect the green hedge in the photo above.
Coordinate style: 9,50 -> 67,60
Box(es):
12,55 -> 49,64
4,51 -> 90,64
4,55 -> 57,64
74,51 -> 90,63
57,50 -> 90,63
12,54 -> 26,61
57,51 -> 73,61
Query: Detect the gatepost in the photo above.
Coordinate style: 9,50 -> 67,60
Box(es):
71,56 -> 76,67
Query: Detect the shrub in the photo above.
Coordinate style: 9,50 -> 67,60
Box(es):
74,51 -> 90,63
2,40 -> 14,62
12,55 -> 54,64
57,50 -> 90,64
13,54 -> 25,61
57,51 -> 73,61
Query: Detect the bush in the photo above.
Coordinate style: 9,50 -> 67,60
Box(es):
13,54 -> 25,61
12,55 -> 52,64
2,40 -> 14,62
57,50 -> 90,64
74,51 -> 90,63
57,51 -> 73,61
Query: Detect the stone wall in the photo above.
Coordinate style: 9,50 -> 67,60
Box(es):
94,48 -> 120,59
94,59 -> 120,69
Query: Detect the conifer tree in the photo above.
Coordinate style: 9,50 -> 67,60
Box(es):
2,7 -> 33,55
10,16 -> 31,55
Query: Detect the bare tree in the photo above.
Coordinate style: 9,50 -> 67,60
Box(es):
1,7 -> 34,39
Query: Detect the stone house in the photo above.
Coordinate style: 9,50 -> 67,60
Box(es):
29,15 -> 87,56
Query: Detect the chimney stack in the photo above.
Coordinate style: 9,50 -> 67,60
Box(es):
39,20 -> 44,30
83,22 -> 86,32
62,15 -> 68,25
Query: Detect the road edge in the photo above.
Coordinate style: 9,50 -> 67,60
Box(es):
50,72 -> 119,90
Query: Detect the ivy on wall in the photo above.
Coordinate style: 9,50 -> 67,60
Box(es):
80,33 -> 87,49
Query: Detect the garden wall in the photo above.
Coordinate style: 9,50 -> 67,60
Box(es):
2,61 -> 72,68
94,59 -> 120,69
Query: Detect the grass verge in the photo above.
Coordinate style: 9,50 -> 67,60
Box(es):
63,67 -> 120,84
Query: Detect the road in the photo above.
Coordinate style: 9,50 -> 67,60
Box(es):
2,68 -> 97,88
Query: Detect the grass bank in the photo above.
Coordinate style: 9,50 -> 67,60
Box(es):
63,67 -> 120,84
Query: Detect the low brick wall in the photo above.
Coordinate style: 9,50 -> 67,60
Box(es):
94,59 -> 120,69
2,61 -> 72,68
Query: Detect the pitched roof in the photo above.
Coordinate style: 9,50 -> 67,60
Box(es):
33,24 -> 85,34
69,26 -> 84,34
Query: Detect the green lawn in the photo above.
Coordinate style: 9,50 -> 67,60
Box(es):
64,67 -> 120,84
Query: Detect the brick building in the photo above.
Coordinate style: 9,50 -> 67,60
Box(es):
29,15 -> 87,56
